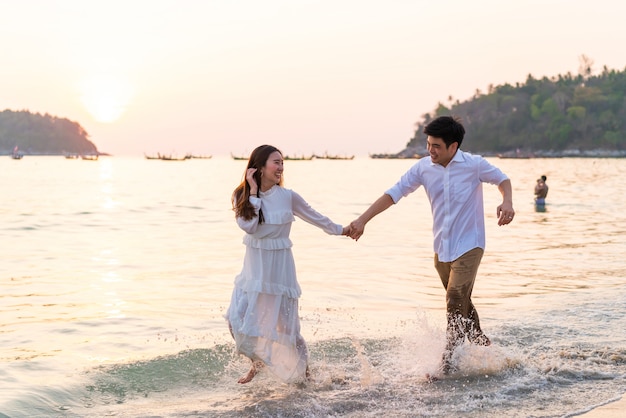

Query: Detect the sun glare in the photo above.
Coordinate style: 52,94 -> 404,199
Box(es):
79,75 -> 133,123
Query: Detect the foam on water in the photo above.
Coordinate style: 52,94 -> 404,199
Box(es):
5,297 -> 624,417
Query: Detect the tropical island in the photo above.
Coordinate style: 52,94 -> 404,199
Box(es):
4,58 -> 626,158
392,57 -> 626,158
0,110 -> 100,156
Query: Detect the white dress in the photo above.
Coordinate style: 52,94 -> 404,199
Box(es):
226,185 -> 342,382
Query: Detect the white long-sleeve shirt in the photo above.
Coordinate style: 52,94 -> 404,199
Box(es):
385,150 -> 508,262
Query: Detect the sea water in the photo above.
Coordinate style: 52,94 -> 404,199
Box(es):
1,156 -> 625,417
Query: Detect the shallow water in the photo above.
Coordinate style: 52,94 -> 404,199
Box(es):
1,156 -> 625,417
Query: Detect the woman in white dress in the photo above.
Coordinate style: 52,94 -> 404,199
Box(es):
227,145 -> 349,384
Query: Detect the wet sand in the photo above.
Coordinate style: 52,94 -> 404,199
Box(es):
577,394 -> 624,417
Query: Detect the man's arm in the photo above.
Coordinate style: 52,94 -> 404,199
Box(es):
349,194 -> 394,240
496,179 -> 515,226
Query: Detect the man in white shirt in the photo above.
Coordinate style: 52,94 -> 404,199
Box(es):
349,116 -> 515,374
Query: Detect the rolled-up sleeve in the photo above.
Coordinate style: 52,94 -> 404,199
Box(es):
385,164 -> 423,203
479,159 -> 508,185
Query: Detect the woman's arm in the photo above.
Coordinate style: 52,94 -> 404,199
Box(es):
236,196 -> 261,233
291,192 -> 343,235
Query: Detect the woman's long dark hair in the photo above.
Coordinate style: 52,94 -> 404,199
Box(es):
232,145 -> 283,223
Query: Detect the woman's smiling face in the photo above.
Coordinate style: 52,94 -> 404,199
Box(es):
261,151 -> 284,190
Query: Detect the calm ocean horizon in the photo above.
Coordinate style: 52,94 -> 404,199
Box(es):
1,155 -> 625,417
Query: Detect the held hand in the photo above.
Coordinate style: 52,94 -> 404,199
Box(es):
342,225 -> 352,236
246,168 -> 258,192
497,202 -> 515,226
349,219 -> 365,241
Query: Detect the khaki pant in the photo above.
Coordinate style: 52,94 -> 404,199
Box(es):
434,247 -> 487,352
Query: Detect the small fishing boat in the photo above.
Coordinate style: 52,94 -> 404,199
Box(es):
313,152 -> 355,160
284,154 -> 314,160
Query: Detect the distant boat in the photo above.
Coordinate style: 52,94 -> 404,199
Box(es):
188,154 -> 212,159
159,154 -> 189,161
369,153 -> 422,159
65,153 -> 80,159
313,152 -> 355,160
145,153 -> 192,160
232,152 -> 353,161
81,154 -> 99,160
284,154 -> 314,160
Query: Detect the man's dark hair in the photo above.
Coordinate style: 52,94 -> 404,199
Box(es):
424,116 -> 465,148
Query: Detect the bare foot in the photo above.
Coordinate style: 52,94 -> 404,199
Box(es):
238,361 -> 263,384
237,367 -> 257,384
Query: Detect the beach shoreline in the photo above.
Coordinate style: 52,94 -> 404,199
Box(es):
574,394 -> 625,417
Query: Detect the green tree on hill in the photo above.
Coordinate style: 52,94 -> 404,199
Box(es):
407,59 -> 626,155
0,110 -> 98,155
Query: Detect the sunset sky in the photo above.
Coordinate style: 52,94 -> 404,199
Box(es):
2,0 -> 625,156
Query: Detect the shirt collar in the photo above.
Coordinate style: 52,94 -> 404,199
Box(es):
428,148 -> 465,166
451,149 -> 465,163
